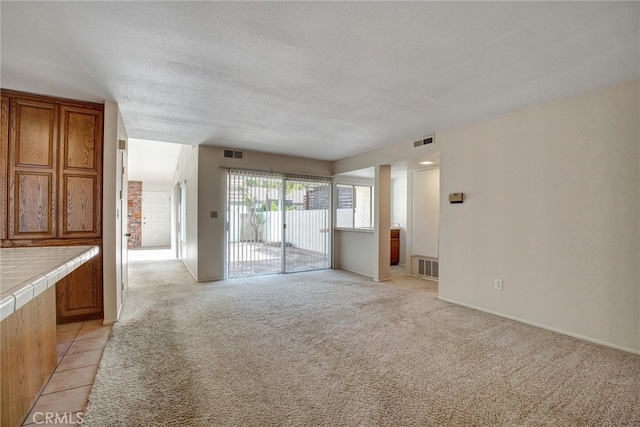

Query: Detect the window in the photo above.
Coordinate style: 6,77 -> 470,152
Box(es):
336,184 -> 373,229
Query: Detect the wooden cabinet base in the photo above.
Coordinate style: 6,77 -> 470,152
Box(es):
56,251 -> 103,323
1,286 -> 57,427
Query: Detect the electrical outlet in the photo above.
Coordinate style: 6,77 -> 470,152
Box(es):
494,279 -> 503,291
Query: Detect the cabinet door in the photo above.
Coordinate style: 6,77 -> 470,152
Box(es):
1,96 -> 8,240
390,237 -> 400,265
56,250 -> 103,322
58,105 -> 102,238
8,98 -> 58,239
390,229 -> 400,265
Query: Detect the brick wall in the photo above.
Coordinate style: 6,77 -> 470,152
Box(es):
127,181 -> 143,248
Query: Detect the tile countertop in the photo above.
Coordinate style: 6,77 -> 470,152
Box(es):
0,246 -> 99,322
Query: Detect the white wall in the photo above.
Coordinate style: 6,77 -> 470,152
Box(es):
173,145 -> 199,279
142,182 -> 173,192
334,140 -> 438,176
103,101 -> 127,324
437,80 -> 639,353
411,168 -> 439,259
196,146 -> 333,281
334,230 -> 375,277
373,165 -> 391,282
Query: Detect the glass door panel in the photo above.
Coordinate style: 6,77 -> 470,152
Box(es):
227,170 -> 284,278
283,179 -> 331,273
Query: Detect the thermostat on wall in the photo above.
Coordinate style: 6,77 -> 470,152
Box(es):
449,193 -> 464,204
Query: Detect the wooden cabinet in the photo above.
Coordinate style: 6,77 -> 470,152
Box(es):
390,228 -> 400,265
0,89 -> 104,322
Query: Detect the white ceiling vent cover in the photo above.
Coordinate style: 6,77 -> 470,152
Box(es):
413,135 -> 435,147
224,150 -> 243,159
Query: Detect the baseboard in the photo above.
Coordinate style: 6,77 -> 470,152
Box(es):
116,301 -> 123,320
437,296 -> 640,355
196,276 -> 224,282
336,267 -> 373,280
180,259 -> 198,282
336,267 -> 395,282
178,259 -> 224,282
408,273 -> 438,283
102,304 -> 120,325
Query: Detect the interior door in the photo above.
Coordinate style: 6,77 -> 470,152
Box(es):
114,148 -> 127,318
121,151 -> 128,292
142,191 -> 171,247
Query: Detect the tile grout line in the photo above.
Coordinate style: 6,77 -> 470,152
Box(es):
41,380 -> 97,396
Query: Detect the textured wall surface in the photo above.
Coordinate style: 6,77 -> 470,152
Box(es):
127,181 -> 142,248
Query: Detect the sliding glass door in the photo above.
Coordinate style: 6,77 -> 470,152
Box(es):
283,178 -> 331,273
226,170 -> 331,278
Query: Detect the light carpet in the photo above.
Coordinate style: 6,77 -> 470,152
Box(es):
84,260 -> 640,426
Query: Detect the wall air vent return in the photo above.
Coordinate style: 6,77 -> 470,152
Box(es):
412,255 -> 439,281
224,150 -> 243,159
414,135 -> 435,147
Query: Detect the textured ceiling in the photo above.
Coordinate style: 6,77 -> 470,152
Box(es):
127,139 -> 182,185
1,2 -> 638,161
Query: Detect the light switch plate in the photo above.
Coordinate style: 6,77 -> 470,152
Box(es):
449,193 -> 464,203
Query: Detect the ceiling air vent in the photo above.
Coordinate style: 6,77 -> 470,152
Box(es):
414,135 -> 435,147
224,149 -> 243,159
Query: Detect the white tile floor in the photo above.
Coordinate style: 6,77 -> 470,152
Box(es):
127,247 -> 173,262
22,320 -> 111,426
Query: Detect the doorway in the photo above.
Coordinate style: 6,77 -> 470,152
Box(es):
226,169 -> 331,278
